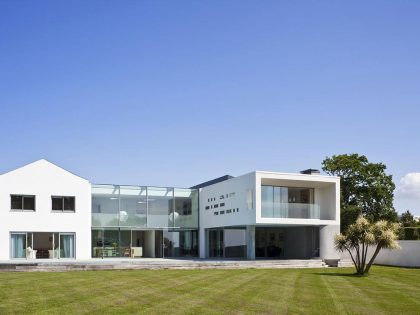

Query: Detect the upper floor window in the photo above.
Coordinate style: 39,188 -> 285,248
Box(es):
52,196 -> 75,212
11,195 -> 35,211
261,186 -> 317,219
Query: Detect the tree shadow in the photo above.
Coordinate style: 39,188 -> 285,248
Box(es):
312,272 -> 367,277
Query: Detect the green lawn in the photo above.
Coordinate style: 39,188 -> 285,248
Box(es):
0,266 -> 419,314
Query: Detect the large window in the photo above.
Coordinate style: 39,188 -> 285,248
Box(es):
52,196 -> 75,212
119,186 -> 147,227
208,228 -> 246,258
147,187 -> 174,228
92,185 -> 119,227
256,228 -> 284,258
163,230 -> 198,257
11,195 -> 36,211
224,228 -> 246,258
174,189 -> 199,228
91,228 -> 198,258
10,232 -> 75,259
261,186 -> 318,219
91,184 -> 199,229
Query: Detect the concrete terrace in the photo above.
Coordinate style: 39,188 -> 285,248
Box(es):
0,258 -> 352,272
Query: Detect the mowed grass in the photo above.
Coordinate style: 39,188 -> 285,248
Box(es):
0,266 -> 419,315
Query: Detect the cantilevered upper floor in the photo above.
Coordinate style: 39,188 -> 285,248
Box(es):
199,170 -> 340,229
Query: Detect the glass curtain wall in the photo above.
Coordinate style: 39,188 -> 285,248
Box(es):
91,184 -> 199,258
92,185 -> 120,227
174,189 -> 198,228
103,228 -> 119,257
92,185 -> 199,229
209,229 -> 224,258
119,229 -> 131,257
208,228 -> 247,259
92,229 -> 104,258
91,228 -> 199,258
119,186 -> 147,227
163,230 -> 198,257
147,187 -> 174,228
255,228 -> 285,258
224,228 -> 246,258
261,186 -> 318,219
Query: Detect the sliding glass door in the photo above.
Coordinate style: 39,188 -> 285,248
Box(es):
208,228 -> 247,258
60,234 -> 75,258
11,233 -> 27,258
10,232 -> 75,259
209,229 -> 224,258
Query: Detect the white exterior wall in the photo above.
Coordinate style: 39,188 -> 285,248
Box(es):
0,160 -> 91,260
198,171 -> 340,259
319,225 -> 340,259
340,241 -> 420,267
0,161 -> 341,261
199,173 -> 256,258
199,173 -> 257,229
374,241 -> 420,267
256,172 -> 340,226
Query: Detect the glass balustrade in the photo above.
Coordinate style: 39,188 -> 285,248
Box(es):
261,185 -> 320,219
262,202 -> 320,219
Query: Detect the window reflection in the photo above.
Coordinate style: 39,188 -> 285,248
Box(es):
261,186 -> 317,219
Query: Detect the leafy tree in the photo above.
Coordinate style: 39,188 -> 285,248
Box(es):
399,210 -> 419,240
322,154 -> 398,232
334,216 -> 400,275
400,210 -> 415,226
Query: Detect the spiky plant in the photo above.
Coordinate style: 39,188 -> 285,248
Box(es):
334,215 -> 400,275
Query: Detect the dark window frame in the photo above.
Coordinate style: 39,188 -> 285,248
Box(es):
51,196 -> 76,212
10,195 -> 36,211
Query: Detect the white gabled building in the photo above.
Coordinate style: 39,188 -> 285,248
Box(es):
0,160 -> 91,260
0,160 -> 340,262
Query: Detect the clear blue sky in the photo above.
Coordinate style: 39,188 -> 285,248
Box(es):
1,1 -> 420,214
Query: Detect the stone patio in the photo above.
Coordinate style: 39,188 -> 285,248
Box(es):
0,258 -> 353,272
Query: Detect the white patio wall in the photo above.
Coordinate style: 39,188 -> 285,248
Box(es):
340,240 -> 420,267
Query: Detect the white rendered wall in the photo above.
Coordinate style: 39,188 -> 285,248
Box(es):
374,241 -> 420,267
0,160 -> 91,260
340,241 -> 420,267
319,225 -> 340,259
198,171 -> 340,259
198,173 -> 257,258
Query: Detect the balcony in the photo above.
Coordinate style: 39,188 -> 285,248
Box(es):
261,202 -> 320,219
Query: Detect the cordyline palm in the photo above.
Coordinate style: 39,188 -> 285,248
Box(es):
334,216 -> 400,275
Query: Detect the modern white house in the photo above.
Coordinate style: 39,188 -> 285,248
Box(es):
0,160 -> 340,262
